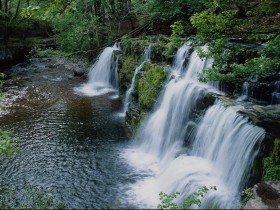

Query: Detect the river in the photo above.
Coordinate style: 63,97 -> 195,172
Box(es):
0,58 -> 138,209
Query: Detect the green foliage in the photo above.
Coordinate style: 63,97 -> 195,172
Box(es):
163,21 -> 186,57
241,188 -> 254,208
20,1 -> 77,22
134,0 -> 204,23
157,186 -> 217,209
118,55 -> 139,92
0,130 -> 20,157
52,15 -> 106,53
121,37 -> 149,58
263,138 -> 280,181
263,157 -> 280,181
19,0 -> 135,53
137,63 -> 168,110
272,138 -> 280,164
191,9 -> 238,38
29,47 -> 70,58
191,0 -> 280,83
0,184 -> 65,209
121,36 -> 133,54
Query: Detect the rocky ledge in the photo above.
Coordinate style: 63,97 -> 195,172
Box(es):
244,182 -> 280,209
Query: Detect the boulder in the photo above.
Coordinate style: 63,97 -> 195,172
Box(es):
73,68 -> 86,77
244,182 -> 280,209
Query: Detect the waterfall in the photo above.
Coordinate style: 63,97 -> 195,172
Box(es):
191,102 -> 265,208
123,44 -> 265,209
272,80 -> 280,104
122,45 -> 151,115
237,81 -> 250,102
74,43 -> 121,96
139,49 -> 209,158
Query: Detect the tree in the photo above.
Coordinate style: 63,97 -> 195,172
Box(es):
20,0 -> 136,53
158,186 -> 217,209
190,0 -> 280,83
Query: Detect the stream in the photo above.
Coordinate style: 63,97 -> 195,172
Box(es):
0,58 -> 138,209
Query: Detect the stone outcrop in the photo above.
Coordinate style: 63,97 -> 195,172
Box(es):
244,182 -> 280,209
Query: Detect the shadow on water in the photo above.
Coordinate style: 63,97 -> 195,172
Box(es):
0,59 -> 136,209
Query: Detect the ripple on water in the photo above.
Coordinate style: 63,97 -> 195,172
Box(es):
0,63 -> 136,209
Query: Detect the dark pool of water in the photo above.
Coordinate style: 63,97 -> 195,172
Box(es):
0,59 -> 137,208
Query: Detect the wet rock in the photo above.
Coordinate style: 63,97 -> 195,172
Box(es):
41,58 -> 51,63
244,182 -> 280,209
48,64 -> 56,68
73,68 -> 86,77
125,106 -> 142,132
240,105 -> 280,136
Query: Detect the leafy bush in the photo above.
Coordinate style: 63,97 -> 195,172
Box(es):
0,130 -> 20,157
241,188 -> 254,208
137,63 -> 168,110
29,47 -> 70,58
191,1 -> 280,83
0,184 -> 65,209
263,157 -> 280,181
158,186 -> 217,209
263,138 -> 280,181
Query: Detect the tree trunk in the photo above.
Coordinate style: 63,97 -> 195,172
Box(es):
5,0 -> 8,13
13,0 -> 21,20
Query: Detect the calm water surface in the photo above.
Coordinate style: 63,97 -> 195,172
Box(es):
0,59 -> 139,208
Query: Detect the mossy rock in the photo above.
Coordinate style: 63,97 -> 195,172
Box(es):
253,105 -> 280,121
272,138 -> 280,165
118,55 -> 141,94
218,96 -> 238,107
126,108 -> 148,131
263,138 -> 280,181
135,62 -> 168,111
121,35 -> 176,63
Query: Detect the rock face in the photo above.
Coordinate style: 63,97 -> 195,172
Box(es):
244,182 -> 280,209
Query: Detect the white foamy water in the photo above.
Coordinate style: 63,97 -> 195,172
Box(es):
122,44 -> 265,209
74,43 -> 121,96
121,45 -> 151,116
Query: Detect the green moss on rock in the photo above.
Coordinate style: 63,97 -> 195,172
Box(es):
263,138 -> 280,181
118,55 -> 140,93
136,62 -> 168,111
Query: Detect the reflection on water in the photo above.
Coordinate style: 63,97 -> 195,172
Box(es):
0,60 -> 134,209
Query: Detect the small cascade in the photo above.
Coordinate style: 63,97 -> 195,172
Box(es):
191,102 -> 265,208
74,43 -> 121,96
123,44 -> 266,209
237,81 -> 250,102
172,43 -> 191,77
272,80 -> 280,104
206,59 -> 226,92
139,49 -> 209,158
122,45 -> 151,115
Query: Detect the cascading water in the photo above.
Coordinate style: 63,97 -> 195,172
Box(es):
122,45 -> 151,115
237,81 -> 250,102
123,44 -> 265,209
139,48 -> 210,158
272,80 -> 280,104
191,102 -> 265,208
74,43 -> 121,96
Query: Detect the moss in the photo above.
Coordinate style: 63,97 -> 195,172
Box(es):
136,62 -> 168,111
272,138 -> 280,164
120,36 -> 133,54
28,47 -> 70,58
263,157 -> 280,181
263,138 -> 280,181
121,35 -> 176,63
118,55 -> 140,93
150,43 -> 166,62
